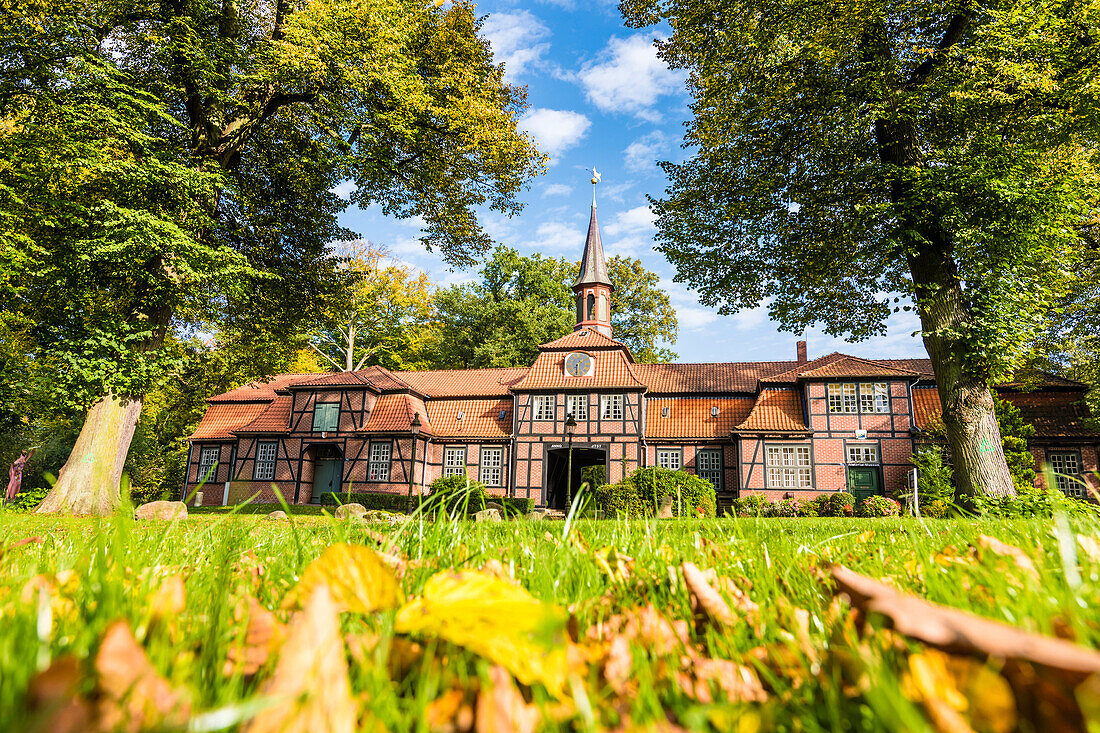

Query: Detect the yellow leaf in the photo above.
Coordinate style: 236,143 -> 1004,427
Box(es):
857,530 -> 875,544
395,571 -> 570,696
289,543 -> 403,614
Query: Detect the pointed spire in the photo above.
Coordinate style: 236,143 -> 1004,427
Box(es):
574,169 -> 612,290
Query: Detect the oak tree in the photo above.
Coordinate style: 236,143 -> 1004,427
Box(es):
622,0 -> 1100,497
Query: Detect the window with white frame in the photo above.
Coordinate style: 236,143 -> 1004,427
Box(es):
829,383 -> 889,414
697,449 -> 723,490
600,394 -> 624,420
254,441 -> 277,481
312,402 -> 340,432
368,441 -> 391,481
827,383 -> 858,413
566,394 -> 588,420
1049,452 -> 1083,497
198,447 -> 220,482
656,448 -> 682,470
859,383 -> 890,413
533,395 -> 555,421
480,447 -> 503,487
443,446 -> 465,477
766,446 -> 812,489
846,444 -> 880,465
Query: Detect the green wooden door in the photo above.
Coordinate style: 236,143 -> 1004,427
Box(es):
312,459 -> 340,503
847,466 -> 882,503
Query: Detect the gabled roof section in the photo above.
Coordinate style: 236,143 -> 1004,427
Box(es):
191,402 -> 270,441
761,353 -> 918,383
358,393 -> 432,435
914,385 -> 1100,438
290,371 -> 373,388
426,398 -> 512,439
735,389 -> 809,434
290,365 -> 417,393
634,361 -> 798,394
393,368 -> 527,398
511,348 -> 646,391
645,397 -> 755,439
207,373 -> 319,403
573,204 -> 612,289
234,395 -> 293,434
539,328 -> 630,354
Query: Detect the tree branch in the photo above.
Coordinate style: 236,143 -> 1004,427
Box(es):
902,11 -> 973,90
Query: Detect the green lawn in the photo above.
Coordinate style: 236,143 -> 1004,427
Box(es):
2,511 -> 1098,731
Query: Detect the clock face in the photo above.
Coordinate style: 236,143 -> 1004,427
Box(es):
564,351 -> 593,377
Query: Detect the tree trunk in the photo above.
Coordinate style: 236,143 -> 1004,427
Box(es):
36,392 -> 143,515
907,247 -> 1016,499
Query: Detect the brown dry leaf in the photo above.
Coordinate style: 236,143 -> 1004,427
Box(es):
25,656 -> 93,733
977,535 -> 1039,580
586,604 -> 690,657
288,543 -> 403,614
681,562 -> 735,630
476,666 -> 542,733
603,635 -> 633,696
482,559 -> 509,580
244,585 -> 357,733
225,597 -> 286,678
685,657 -> 768,705
902,651 -> 972,733
95,621 -> 191,733
1,535 -> 43,560
149,575 -> 186,623
424,688 -> 472,733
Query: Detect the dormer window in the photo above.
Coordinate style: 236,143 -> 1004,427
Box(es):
312,402 -> 339,432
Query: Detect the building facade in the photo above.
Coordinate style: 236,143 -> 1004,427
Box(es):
187,199 -> 1100,508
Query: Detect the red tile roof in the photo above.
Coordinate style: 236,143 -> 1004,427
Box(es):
911,387 -> 943,430
358,393 -> 431,434
207,373 -> 319,402
735,389 -> 808,433
913,387 -> 1098,438
426,399 -> 512,439
394,368 -> 527,397
190,402 -> 270,440
645,397 -> 755,439
634,361 -> 797,393
796,355 -> 919,379
511,349 -> 646,390
291,366 -> 417,393
235,395 -> 293,434
539,329 -> 631,353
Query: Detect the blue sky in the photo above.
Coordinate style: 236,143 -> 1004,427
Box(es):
336,0 -> 927,364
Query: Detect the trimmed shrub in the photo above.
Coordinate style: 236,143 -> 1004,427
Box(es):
497,497 -> 535,516
771,498 -> 799,517
856,495 -> 901,517
731,494 -> 770,517
925,499 -> 949,519
192,502 -> 328,516
319,491 -> 409,512
796,499 -> 820,517
594,467 -> 716,518
581,465 -> 607,491
426,475 -> 489,513
813,492 -> 854,517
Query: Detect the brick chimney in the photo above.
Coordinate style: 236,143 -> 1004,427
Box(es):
796,340 -> 807,364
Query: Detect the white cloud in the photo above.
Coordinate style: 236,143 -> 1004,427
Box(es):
677,306 -> 719,331
481,11 -> 550,81
543,183 -> 573,197
603,205 -> 656,237
603,234 -> 651,257
518,108 -> 592,160
531,221 -> 585,251
578,35 -> 685,121
330,180 -> 357,200
623,131 -> 668,173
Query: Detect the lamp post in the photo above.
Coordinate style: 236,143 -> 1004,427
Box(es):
408,413 -> 422,511
564,413 -> 577,509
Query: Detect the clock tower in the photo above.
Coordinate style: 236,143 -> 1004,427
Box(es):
574,169 -> 614,337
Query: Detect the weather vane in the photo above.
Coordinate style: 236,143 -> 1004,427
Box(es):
590,166 -> 601,205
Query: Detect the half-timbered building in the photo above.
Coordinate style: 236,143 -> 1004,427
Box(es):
187,197 -> 1100,508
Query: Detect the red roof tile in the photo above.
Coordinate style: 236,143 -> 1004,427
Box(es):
539,329 -> 631,353
511,349 -> 646,390
190,402 -> 270,440
234,395 -> 293,434
426,399 -> 512,439
913,387 -> 1099,438
645,397 -> 755,438
911,387 -> 943,430
762,353 -> 918,383
207,373 -> 320,402
394,368 -> 527,397
358,394 -> 431,434
735,389 -> 808,433
634,362 -> 797,394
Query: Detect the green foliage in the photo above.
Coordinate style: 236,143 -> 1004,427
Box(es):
731,494 -> 770,517
319,491 -> 411,513
594,467 -> 716,518
813,492 -> 856,518
911,445 -> 955,507
925,499 -> 950,519
581,465 -> 607,491
427,474 -> 489,513
968,480 -> 1092,519
771,498 -> 799,518
994,396 -> 1038,493
856,496 -> 901,518
427,247 -> 678,368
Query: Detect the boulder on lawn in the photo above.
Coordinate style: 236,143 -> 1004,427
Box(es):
656,495 -> 675,519
485,501 -> 505,515
334,503 -> 367,520
134,500 -> 187,521
474,508 -> 502,523
266,510 -> 288,521
527,508 -> 550,521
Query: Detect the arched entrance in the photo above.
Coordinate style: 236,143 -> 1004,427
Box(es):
304,443 -> 344,503
544,445 -> 606,511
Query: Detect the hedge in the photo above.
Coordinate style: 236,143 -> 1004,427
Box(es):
319,491 -> 410,512
594,466 -> 717,518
